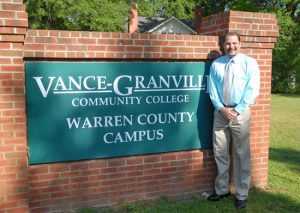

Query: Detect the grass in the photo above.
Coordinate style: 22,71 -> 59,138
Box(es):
78,94 -> 300,213
268,94 -> 300,210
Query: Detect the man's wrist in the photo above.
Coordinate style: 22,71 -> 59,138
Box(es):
219,107 -> 226,112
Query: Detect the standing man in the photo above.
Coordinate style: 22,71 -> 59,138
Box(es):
207,32 -> 260,209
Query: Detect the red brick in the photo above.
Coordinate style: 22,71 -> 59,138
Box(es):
153,162 -> 170,168
29,181 -> 49,188
151,40 -> 168,46
134,40 -> 150,46
0,144 -> 16,152
144,169 -> 160,175
0,43 -> 11,49
55,52 -> 66,58
23,44 -> 44,51
0,202 -> 18,209
2,19 -> 28,27
51,191 -> 70,198
16,11 -> 28,19
143,156 -> 160,164
49,178 -> 69,185
69,176 -> 88,184
88,161 -> 107,169
126,170 -> 143,177
46,44 -> 66,51
77,38 -> 96,44
126,157 -> 143,165
86,45 -> 105,51
80,168 -> 98,175
2,3 -> 25,11
4,152 -> 26,159
0,65 -> 23,72
178,47 -> 193,53
30,167 -> 49,175
34,173 -> 59,181
99,167 -> 116,175
108,172 -> 126,179
69,163 -> 88,171
0,50 -> 23,57
106,46 -> 124,52
49,164 -> 69,173
144,47 -> 161,53
30,207 -> 50,213
89,174 -> 108,182
0,58 -> 12,64
186,41 -> 201,46
176,152 -> 193,160
161,47 -> 177,53
0,27 -> 21,34
0,35 -> 24,42
125,46 -> 143,52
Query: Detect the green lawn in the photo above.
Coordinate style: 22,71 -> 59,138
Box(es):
78,94 -> 300,213
267,94 -> 300,212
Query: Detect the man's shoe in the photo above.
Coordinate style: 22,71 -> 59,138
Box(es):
207,192 -> 230,201
235,198 -> 246,209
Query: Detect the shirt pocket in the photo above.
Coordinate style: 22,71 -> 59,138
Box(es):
232,65 -> 249,98
233,66 -> 249,86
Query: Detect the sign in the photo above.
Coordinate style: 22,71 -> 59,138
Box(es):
25,62 -> 214,164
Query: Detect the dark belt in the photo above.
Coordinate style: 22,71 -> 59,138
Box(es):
223,104 -> 236,108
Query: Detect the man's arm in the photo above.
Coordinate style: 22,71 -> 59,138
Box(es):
234,58 -> 260,114
208,62 -> 224,111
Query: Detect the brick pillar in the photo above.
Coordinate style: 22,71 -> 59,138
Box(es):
0,0 -> 29,212
227,11 -> 279,187
199,11 -> 279,188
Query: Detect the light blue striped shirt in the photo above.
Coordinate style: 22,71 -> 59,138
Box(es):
208,53 -> 260,114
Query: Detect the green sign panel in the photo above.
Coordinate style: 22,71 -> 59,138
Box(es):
25,62 -> 213,164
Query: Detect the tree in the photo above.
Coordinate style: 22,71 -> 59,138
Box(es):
271,11 -> 300,93
25,0 -> 69,30
131,0 -> 167,17
133,0 -> 197,20
25,0 -> 130,31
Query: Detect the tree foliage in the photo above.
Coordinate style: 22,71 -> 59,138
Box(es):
25,0 -> 130,31
271,10 -> 300,93
133,0 -> 196,19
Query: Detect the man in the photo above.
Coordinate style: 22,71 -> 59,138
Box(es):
207,32 -> 260,209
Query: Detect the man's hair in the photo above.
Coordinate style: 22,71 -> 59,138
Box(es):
223,32 -> 240,43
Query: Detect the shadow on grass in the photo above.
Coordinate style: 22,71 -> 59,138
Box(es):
77,187 -> 300,213
272,93 -> 300,98
269,147 -> 300,173
246,187 -> 300,213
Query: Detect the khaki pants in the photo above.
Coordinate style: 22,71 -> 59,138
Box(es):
213,107 -> 251,200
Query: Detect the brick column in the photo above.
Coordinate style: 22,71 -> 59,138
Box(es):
0,0 -> 29,212
199,11 -> 279,187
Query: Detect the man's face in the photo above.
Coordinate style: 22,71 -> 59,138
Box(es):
223,35 -> 241,58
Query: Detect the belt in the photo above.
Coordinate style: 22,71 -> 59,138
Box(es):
223,104 -> 236,108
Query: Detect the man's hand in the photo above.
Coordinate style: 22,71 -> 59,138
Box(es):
220,107 -> 238,121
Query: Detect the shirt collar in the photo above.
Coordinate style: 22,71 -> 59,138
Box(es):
226,53 -> 242,64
